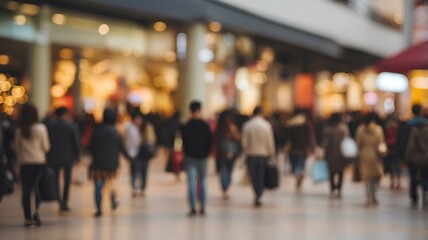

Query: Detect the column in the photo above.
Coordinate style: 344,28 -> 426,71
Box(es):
403,0 -> 414,46
177,23 -> 207,122
29,6 -> 51,118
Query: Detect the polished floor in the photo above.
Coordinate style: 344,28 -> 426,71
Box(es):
1,152 -> 427,240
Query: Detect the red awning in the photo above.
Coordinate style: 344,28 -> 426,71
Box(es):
375,40 -> 428,73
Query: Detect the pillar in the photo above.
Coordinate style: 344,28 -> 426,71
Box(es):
403,0 -> 414,46
29,6 -> 51,118
177,23 -> 207,122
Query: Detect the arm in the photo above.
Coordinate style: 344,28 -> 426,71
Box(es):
41,125 -> 51,154
267,124 -> 276,159
241,125 -> 248,155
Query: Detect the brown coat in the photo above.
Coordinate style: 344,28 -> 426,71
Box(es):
322,122 -> 349,172
355,124 -> 385,181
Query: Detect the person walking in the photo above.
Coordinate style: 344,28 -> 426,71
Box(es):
402,104 -> 428,208
286,109 -> 315,191
124,113 -> 142,197
355,113 -> 386,206
216,111 -> 240,200
322,113 -> 349,197
47,107 -> 80,213
14,104 -> 50,226
241,107 -> 275,207
89,109 -> 130,217
182,101 -> 212,216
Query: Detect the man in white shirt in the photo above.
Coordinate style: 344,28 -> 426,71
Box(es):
123,114 -> 142,197
241,107 -> 275,207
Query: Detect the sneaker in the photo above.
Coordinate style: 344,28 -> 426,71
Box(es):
112,200 -> 119,211
59,205 -> 71,213
187,209 -> 197,217
32,213 -> 41,226
94,211 -> 102,218
131,190 -> 138,198
24,219 -> 32,227
199,208 -> 205,215
254,200 -> 262,207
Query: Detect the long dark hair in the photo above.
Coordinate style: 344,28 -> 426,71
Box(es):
19,104 -> 39,139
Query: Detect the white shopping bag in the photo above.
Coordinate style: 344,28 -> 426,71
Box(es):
73,163 -> 87,185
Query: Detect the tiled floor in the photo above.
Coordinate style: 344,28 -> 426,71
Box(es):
1,152 -> 427,240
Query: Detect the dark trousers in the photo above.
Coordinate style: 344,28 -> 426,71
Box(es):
330,171 -> 343,192
247,156 -> 267,201
409,164 -> 428,203
131,159 -> 149,191
220,159 -> 235,192
54,165 -> 72,207
20,165 -> 44,220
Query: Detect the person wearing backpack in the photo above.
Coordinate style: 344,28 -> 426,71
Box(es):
404,115 -> 428,208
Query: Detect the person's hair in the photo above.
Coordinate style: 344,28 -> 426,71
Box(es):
329,113 -> 341,125
189,100 -> 201,113
253,106 -> 262,116
54,106 -> 68,118
412,104 -> 422,116
103,108 -> 117,125
19,104 -> 38,139
364,112 -> 378,125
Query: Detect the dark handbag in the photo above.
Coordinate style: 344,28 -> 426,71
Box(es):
138,143 -> 156,160
265,163 -> 279,189
36,165 -> 60,202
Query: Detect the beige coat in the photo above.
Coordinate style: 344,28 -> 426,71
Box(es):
355,123 -> 385,181
242,116 -> 275,158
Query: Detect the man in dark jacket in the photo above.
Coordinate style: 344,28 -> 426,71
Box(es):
400,104 -> 428,208
47,107 -> 80,212
182,101 -> 212,216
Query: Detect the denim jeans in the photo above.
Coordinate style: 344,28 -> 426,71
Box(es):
131,159 -> 149,191
220,159 -> 235,192
186,156 -> 207,211
94,180 -> 104,212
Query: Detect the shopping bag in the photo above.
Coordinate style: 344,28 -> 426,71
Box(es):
36,165 -> 60,202
73,163 -> 87,185
340,137 -> 358,158
265,163 -> 279,189
311,160 -> 329,183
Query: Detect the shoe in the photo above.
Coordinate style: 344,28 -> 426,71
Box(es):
222,193 -> 229,200
131,190 -> 138,198
32,213 -> 41,226
24,219 -> 32,227
254,200 -> 262,207
411,201 -> 418,209
199,208 -> 205,215
94,211 -> 102,218
187,209 -> 197,217
138,191 -> 145,197
59,205 -> 71,213
111,200 -> 119,211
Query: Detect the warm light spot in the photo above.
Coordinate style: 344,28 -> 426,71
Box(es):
208,21 -> 222,32
11,86 -> 25,98
60,48 -> 73,59
0,74 -> 6,82
52,13 -> 67,25
14,15 -> 26,26
153,22 -> 167,32
0,55 -> 10,65
4,96 -> 17,106
164,51 -> 177,63
51,84 -> 67,98
98,24 -> 110,35
0,81 -> 11,92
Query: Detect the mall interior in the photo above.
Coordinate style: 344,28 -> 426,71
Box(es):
0,0 -> 428,239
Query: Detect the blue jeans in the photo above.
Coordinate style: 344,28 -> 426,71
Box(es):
131,159 -> 149,191
186,157 -> 207,211
290,154 -> 307,176
220,159 -> 235,192
95,180 -> 104,212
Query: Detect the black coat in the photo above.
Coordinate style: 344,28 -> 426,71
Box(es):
47,119 -> 80,167
89,125 -> 128,171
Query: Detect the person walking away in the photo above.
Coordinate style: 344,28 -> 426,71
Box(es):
241,107 -> 275,207
135,115 -> 156,197
404,106 -> 428,209
182,101 -> 212,216
322,113 -> 349,197
216,111 -> 240,199
384,116 -> 401,189
355,113 -> 386,206
14,104 -> 50,226
47,107 -> 80,213
89,109 -> 130,217
124,113 -> 142,197
286,109 -> 315,191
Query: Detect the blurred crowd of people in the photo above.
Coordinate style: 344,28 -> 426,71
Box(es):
1,101 -> 428,226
